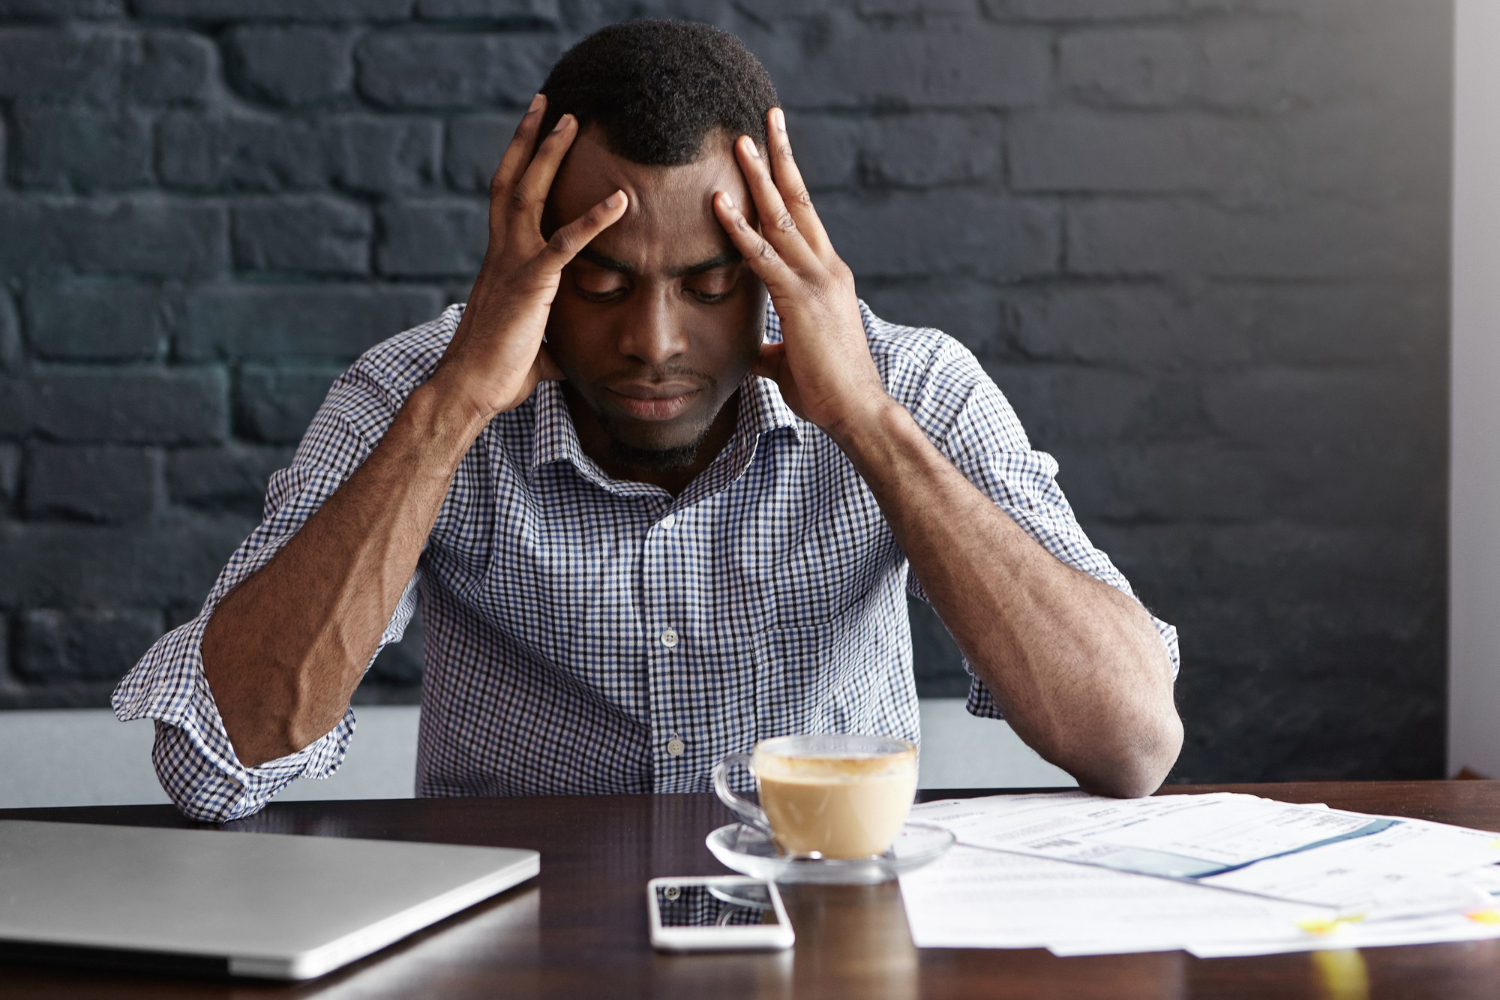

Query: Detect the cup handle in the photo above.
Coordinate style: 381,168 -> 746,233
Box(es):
712,752 -> 775,838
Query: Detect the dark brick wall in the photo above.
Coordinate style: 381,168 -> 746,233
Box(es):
0,1 -> 1452,782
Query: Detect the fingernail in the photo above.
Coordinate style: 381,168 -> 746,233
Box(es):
606,190 -> 625,209
772,107 -> 786,132
552,113 -> 571,133
528,93 -> 544,113
743,137 -> 761,159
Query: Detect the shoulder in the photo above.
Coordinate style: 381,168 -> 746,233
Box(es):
858,301 -> 990,427
346,303 -> 463,397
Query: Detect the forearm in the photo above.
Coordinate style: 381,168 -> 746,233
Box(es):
202,380 -> 486,766
834,401 -> 1182,797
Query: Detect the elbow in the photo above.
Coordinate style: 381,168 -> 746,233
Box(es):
1076,710 -> 1183,799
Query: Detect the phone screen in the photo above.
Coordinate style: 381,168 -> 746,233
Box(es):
653,883 -> 786,929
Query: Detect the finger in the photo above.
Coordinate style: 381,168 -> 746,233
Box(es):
509,113 -> 579,234
734,134 -> 820,271
766,108 -> 833,258
537,188 -> 629,270
487,94 -> 548,223
713,190 -> 797,290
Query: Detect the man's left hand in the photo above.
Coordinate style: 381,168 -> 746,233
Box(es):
714,108 -> 891,444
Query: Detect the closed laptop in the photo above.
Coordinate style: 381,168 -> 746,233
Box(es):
0,819 -> 539,980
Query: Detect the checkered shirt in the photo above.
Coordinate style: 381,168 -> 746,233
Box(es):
113,301 -> 1179,823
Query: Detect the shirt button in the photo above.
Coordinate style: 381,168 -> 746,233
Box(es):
667,738 -> 685,757
660,627 -> 679,648
661,512 -> 676,530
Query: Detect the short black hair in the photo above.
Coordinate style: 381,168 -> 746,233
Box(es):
538,19 -> 778,166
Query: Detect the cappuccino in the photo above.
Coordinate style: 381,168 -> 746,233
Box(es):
753,743 -> 917,859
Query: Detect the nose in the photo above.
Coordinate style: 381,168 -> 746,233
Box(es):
615,289 -> 688,366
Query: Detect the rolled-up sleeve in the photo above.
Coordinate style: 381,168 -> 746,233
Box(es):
889,328 -> 1180,721
112,365 -> 420,822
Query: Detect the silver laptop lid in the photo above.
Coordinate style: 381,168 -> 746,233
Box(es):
0,819 -> 539,980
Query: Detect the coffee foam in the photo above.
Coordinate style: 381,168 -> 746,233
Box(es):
753,748 -> 916,783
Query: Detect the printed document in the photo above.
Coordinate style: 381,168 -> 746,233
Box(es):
901,792 -> 1500,956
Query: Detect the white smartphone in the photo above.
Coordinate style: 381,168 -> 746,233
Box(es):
647,875 -> 795,952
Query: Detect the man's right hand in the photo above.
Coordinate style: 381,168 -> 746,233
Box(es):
429,93 -> 628,427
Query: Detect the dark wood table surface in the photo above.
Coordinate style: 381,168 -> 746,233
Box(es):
3,781 -> 1499,999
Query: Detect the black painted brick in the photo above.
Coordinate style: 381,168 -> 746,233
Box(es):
787,112 -> 1004,190
24,368 -> 229,445
0,0 -> 125,15
225,26 -> 356,106
0,513 -> 254,608
1064,199 -> 1446,279
14,608 -> 163,682
0,443 -> 18,510
1057,27 -> 1196,108
166,443 -> 293,515
1010,111 -> 1278,198
1202,368 -> 1435,451
157,114 -> 325,192
131,0 -> 415,19
325,117 -> 442,194
820,191 -> 1059,280
444,114 -> 511,193
355,31 -> 560,109
159,114 -> 443,195
750,14 -> 1051,109
414,0 -> 559,18
132,31 -> 218,103
234,364 -> 344,444
0,198 -> 228,279
376,200 -> 487,277
907,597 -> 967,698
858,283 -> 1011,361
23,281 -> 170,362
0,294 -> 20,371
0,28 -> 215,104
22,443 -> 160,522
179,285 -> 444,360
983,0 -> 1180,17
857,0 -> 976,14
1199,283 -> 1448,367
992,363 -> 1158,450
14,109 -> 154,192
0,377 -> 27,438
232,196 -> 373,275
779,113 -> 861,191
862,113 -> 1005,187
0,28 -> 128,102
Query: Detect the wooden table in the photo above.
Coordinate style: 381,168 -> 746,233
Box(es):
3,781 -> 1499,998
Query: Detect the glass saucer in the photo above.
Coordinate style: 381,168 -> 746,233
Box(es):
705,821 -> 956,884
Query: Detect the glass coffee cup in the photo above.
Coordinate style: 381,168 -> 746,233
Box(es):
712,734 -> 919,860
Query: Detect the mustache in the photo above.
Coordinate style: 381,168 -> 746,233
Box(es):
608,366 -> 717,388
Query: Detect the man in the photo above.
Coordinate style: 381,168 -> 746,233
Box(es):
116,20 -> 1181,823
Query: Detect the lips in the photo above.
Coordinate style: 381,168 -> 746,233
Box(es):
605,381 -> 703,421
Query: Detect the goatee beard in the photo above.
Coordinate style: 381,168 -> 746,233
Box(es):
607,435 -> 706,471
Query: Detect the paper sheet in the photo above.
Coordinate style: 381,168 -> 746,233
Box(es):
911,792 -> 1500,914
901,792 -> 1500,957
898,843 -> 1330,956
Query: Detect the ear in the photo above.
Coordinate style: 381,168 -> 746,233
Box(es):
535,345 -> 564,382
751,342 -> 785,382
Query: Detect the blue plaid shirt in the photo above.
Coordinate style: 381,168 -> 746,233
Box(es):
114,302 -> 1178,823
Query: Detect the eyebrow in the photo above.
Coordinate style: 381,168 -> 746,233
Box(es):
576,247 -> 743,278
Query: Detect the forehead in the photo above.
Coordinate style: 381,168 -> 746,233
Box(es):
548,127 -> 752,270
